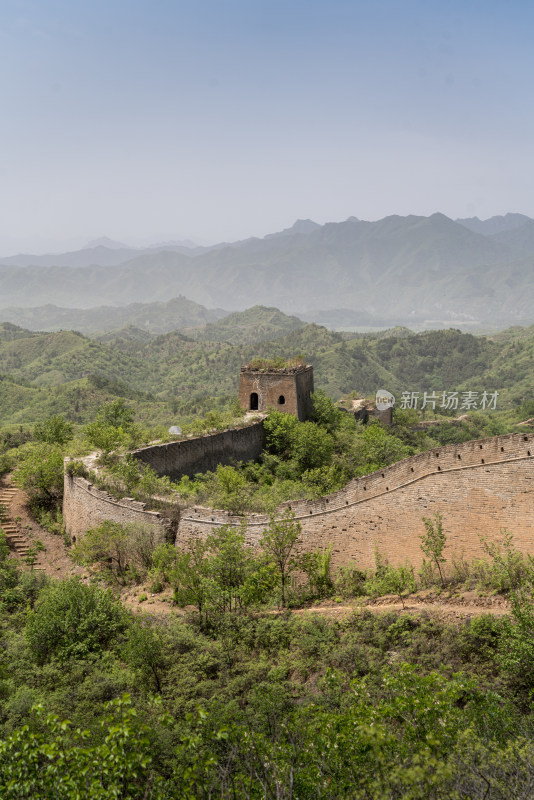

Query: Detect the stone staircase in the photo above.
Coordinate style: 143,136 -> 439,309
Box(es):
0,486 -> 31,558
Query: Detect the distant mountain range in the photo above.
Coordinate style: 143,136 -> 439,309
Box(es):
1,213 -> 534,326
0,296 -> 226,335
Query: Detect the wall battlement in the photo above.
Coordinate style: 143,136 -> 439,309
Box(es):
63,473 -> 169,542
177,432 -> 534,569
64,431 -> 534,571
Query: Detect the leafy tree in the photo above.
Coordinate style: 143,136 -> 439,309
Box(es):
97,398 -> 135,430
205,523 -> 260,613
12,442 -> 64,506
172,527 -> 274,624
34,415 -> 73,446
84,419 -> 128,454
84,399 -> 135,455
260,509 -> 301,607
352,421 -> 412,473
25,577 -> 127,663
479,530 -> 533,591
71,520 -> 131,584
171,537 -> 213,626
300,544 -> 334,599
263,410 -> 299,456
311,388 -> 346,432
210,464 -> 251,514
291,420 -> 335,471
123,621 -> 166,693
301,464 -> 346,497
72,520 -> 159,584
0,695 -> 161,799
420,511 -> 447,587
150,542 -> 179,584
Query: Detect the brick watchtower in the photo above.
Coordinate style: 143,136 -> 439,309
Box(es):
238,360 -> 314,421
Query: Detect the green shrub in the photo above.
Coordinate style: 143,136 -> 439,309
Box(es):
364,551 -> 416,601
0,453 -> 13,477
25,578 -> 127,663
334,562 -> 367,597
34,415 -> 73,446
12,442 -> 64,508
65,459 -> 89,478
71,521 -> 160,585
300,545 -> 335,600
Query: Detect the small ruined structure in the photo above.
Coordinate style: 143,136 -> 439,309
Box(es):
352,398 -> 393,426
238,359 -> 314,421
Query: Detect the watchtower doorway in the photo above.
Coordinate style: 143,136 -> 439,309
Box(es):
250,392 -> 259,411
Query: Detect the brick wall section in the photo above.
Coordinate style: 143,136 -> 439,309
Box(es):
177,432 -> 534,570
131,421 -> 265,480
63,474 -> 169,542
64,432 -> 534,570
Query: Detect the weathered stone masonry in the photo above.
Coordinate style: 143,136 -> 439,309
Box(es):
238,364 -> 314,421
178,432 -> 534,570
63,474 -> 168,542
131,421 -> 265,480
64,432 -> 534,570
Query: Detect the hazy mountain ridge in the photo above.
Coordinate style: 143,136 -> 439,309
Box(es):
456,213 -> 533,236
1,213 -> 534,324
0,296 -> 227,335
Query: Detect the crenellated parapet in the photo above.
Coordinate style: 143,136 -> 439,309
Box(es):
64,432 -> 534,570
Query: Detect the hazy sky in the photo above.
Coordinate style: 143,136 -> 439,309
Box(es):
1,0 -> 533,253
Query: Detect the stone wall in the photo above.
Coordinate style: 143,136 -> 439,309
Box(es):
63,473 -> 169,542
64,432 -> 534,570
131,421 -> 265,480
177,432 -> 534,570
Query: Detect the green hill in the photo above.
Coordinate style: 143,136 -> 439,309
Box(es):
188,305 -> 305,344
0,313 -> 533,426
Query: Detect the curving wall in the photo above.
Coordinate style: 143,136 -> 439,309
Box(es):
177,432 -> 534,570
64,432 -> 534,570
63,474 -> 169,542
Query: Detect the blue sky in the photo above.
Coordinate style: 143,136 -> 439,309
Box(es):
0,0 -> 533,252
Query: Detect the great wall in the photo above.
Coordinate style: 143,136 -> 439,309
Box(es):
63,427 -> 534,571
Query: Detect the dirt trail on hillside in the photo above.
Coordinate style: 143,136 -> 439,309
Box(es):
292,592 -> 510,622
1,477 -> 86,580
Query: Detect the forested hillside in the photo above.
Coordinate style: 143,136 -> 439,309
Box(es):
0,316 -> 533,426
1,311 -> 534,797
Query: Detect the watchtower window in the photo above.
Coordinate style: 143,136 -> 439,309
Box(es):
278,395 -> 285,405
250,392 -> 258,411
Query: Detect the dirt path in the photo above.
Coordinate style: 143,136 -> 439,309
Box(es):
292,591 -> 510,622
1,477 -> 86,579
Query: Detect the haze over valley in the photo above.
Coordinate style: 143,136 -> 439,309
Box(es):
2,211 -> 534,332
